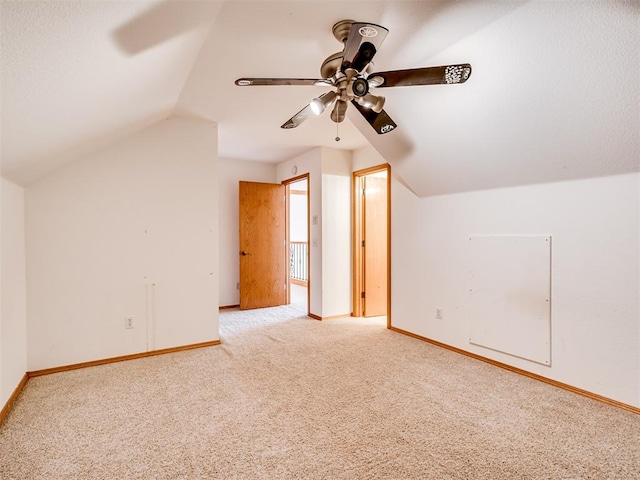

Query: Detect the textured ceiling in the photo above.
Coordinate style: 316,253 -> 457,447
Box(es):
1,1 -> 638,196
0,0 -> 215,184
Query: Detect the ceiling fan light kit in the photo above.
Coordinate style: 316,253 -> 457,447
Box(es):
235,19 -> 472,134
310,91 -> 337,116
357,93 -> 385,113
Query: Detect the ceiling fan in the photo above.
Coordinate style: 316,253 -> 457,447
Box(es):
235,19 -> 472,135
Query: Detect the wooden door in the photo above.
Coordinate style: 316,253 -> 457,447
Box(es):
363,175 -> 388,317
239,181 -> 287,310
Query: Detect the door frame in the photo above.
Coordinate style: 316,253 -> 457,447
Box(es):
352,164 -> 391,326
282,173 -> 310,316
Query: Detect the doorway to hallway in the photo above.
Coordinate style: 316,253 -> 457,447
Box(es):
352,164 -> 391,323
284,174 -> 309,315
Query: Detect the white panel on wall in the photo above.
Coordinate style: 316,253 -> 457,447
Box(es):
468,235 -> 551,366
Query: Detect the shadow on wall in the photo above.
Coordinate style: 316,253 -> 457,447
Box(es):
112,0 -> 222,55
382,0 -> 530,66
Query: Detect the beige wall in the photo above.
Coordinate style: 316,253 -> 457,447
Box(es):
0,177 -> 28,407
25,117 -> 218,370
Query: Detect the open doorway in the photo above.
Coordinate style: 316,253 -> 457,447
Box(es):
353,164 -> 390,324
284,174 -> 310,315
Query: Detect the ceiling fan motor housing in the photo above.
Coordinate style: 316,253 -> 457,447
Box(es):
332,19 -> 355,44
350,77 -> 369,97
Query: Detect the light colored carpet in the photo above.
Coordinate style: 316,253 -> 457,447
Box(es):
1,304 -> 639,479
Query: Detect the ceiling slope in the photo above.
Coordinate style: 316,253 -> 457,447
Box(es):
0,0 -> 217,185
174,1 -> 382,162
360,0 -> 640,197
178,0 -> 639,196
176,0 -> 520,165
2,1 -> 638,196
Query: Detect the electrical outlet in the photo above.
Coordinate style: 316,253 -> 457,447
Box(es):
125,316 -> 134,329
435,308 -> 443,320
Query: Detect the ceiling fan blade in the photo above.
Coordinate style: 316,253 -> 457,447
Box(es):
281,104 -> 313,129
368,64 -> 472,88
341,22 -> 388,73
351,101 -> 397,135
236,78 -> 331,87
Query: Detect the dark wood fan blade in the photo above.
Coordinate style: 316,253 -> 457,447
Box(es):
351,101 -> 397,134
236,78 -> 332,86
281,104 -> 313,129
368,64 -> 472,88
341,22 -> 388,73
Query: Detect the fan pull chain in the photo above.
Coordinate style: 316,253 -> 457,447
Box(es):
335,122 -> 340,142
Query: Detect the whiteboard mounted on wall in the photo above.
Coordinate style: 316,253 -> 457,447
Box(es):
468,235 -> 551,366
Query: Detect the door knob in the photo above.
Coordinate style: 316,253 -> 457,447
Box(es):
241,250 -> 248,256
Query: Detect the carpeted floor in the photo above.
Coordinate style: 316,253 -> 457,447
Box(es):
1,303 -> 639,479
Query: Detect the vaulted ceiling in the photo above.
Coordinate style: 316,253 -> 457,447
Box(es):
1,1 -> 638,196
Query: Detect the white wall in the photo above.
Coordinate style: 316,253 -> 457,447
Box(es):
353,147 -> 386,173
26,117 -> 218,370
0,177 -> 28,407
389,172 -> 640,407
321,149 -> 352,317
218,157 -> 276,306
